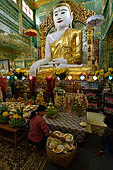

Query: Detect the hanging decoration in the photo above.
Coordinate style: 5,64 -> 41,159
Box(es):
24,29 -> 38,57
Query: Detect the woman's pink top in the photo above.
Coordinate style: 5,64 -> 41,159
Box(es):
28,114 -> 49,143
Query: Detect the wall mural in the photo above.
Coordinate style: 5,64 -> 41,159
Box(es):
0,59 -> 10,74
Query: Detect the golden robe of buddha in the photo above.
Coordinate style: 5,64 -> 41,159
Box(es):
50,28 -> 82,65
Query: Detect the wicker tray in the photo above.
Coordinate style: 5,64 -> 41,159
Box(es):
46,142 -> 77,168
46,114 -> 57,118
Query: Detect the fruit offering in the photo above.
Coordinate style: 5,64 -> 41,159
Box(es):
0,105 -> 9,115
53,131 -> 63,137
46,102 -> 58,117
53,145 -> 64,153
9,117 -> 25,128
0,106 -> 9,124
0,115 -> 9,123
63,133 -> 73,142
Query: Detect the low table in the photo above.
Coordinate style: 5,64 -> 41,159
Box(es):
44,112 -> 86,142
0,124 -> 27,146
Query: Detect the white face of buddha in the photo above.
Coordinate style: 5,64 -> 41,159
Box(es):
53,6 -> 72,31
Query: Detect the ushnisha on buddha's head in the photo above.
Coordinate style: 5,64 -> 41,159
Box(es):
53,2 -> 73,31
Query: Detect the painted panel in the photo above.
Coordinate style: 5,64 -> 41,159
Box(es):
14,60 -> 24,69
0,59 -> 10,74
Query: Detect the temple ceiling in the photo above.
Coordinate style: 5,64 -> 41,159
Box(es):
28,0 -> 98,9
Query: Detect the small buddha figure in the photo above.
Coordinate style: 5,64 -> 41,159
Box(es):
29,1 -> 83,77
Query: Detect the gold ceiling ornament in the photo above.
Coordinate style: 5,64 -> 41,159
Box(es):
29,0 -> 55,9
39,0 -> 95,59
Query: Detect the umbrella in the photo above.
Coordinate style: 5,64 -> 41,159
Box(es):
24,29 -> 37,37
24,29 -> 38,57
86,15 -> 104,27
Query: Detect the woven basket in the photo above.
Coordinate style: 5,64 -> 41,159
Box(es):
46,142 -> 77,168
46,114 -> 57,118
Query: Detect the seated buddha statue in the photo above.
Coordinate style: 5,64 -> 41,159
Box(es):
29,2 -> 92,77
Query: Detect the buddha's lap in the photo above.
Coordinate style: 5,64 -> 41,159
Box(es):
38,64 -> 93,78
40,64 -> 84,68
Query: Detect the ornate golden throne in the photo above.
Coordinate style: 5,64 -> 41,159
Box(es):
38,0 -> 97,79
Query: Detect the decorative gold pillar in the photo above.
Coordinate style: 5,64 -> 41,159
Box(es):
94,39 -> 99,69
40,37 -> 46,59
18,0 -> 23,35
86,27 -> 94,67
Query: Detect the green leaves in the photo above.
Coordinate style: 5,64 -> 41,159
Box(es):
0,105 -> 9,115
15,107 -> 24,116
46,105 -> 58,116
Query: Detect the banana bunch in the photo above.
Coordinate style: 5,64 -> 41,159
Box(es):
0,110 -> 9,124
0,114 -> 9,123
9,117 -> 25,128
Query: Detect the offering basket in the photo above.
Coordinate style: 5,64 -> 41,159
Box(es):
46,141 -> 77,168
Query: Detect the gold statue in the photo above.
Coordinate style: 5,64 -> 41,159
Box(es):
29,2 -> 94,78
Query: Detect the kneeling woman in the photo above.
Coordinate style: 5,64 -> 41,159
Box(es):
28,105 -> 64,150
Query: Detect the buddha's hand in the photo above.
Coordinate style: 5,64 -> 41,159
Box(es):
53,58 -> 67,64
29,63 -> 40,76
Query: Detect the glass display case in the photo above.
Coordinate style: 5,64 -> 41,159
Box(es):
103,92 -> 113,115
79,81 -> 100,111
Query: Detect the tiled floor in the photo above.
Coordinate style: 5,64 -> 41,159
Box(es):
87,112 -> 106,127
86,111 -> 107,134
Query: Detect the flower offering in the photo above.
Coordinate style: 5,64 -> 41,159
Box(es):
72,92 -> 88,117
54,68 -> 69,80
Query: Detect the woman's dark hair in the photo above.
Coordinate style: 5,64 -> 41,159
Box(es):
36,105 -> 46,112
29,105 -> 46,119
104,114 -> 113,129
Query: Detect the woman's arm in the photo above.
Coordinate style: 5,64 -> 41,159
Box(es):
40,119 -> 65,142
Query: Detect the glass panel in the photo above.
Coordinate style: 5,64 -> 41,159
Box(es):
12,0 -> 17,3
22,0 -> 33,20
27,6 -> 29,16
